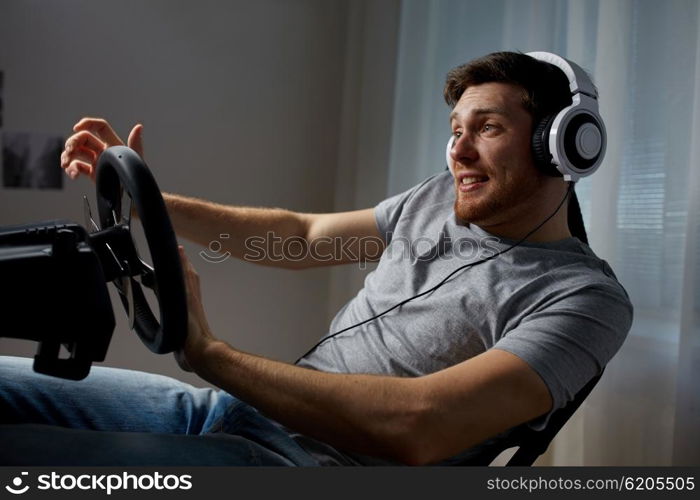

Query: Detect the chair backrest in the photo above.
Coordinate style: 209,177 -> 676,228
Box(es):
502,370 -> 604,466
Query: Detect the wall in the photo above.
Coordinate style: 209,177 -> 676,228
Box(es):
0,0 -> 399,386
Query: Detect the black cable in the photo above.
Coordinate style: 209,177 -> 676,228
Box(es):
294,182 -> 574,364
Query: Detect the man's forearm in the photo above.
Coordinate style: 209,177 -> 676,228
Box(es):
191,341 -> 428,464
163,193 -> 311,269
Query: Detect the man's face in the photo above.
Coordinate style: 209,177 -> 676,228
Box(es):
449,82 -> 546,226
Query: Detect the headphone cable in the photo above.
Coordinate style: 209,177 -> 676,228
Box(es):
294,182 -> 574,364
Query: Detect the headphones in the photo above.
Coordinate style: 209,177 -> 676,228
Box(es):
446,51 -> 606,182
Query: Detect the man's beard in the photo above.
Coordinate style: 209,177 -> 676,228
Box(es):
453,174 -> 545,226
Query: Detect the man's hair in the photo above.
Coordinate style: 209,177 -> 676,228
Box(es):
443,51 -> 573,123
444,51 -> 590,245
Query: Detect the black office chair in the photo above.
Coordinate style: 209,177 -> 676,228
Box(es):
430,370 -> 603,466
498,370 -> 603,466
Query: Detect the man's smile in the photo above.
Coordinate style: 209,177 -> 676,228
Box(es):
457,177 -> 489,192
455,171 -> 490,193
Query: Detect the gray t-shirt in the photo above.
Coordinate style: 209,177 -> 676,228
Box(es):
293,171 -> 633,465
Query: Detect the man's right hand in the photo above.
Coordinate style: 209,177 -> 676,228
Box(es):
61,118 -> 144,182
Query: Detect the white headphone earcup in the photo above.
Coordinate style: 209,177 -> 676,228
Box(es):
548,104 -> 607,181
446,135 -> 455,176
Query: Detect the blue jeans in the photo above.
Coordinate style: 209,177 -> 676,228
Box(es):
0,356 -> 319,466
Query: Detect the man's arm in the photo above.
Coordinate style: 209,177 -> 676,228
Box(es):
61,118 -> 385,269
164,195 -> 384,269
180,250 -> 552,465
192,340 -> 551,465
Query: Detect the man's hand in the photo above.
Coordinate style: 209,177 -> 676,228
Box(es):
61,118 -> 144,181
175,246 -> 219,373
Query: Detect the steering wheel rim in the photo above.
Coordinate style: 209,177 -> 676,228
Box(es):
95,146 -> 187,354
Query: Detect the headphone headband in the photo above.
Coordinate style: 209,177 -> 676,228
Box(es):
525,51 -> 598,98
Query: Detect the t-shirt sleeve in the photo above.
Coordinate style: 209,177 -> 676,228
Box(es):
493,283 -> 633,430
374,174 -> 442,244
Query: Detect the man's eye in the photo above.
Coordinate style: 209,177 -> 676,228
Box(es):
452,131 -> 462,139
481,123 -> 499,134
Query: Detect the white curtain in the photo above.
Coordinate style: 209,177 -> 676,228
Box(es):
388,0 -> 700,465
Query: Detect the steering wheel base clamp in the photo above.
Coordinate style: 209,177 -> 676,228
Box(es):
0,221 -> 115,380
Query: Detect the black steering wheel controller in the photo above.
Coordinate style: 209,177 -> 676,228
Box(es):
0,146 -> 187,380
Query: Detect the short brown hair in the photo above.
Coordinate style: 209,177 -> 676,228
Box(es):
443,51 -> 573,122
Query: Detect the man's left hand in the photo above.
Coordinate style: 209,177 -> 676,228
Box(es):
175,246 -> 219,372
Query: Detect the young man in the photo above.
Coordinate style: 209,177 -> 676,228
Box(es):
0,52 -> 632,466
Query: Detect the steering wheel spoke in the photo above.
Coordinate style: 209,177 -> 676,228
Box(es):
137,260 -> 156,290
115,275 -> 136,331
83,196 -> 100,233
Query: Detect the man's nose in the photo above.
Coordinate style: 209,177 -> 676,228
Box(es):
450,134 -> 478,165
